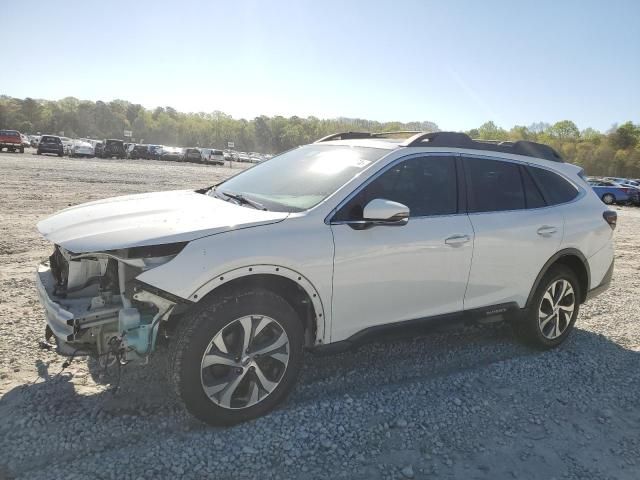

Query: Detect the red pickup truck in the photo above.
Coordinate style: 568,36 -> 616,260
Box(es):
0,129 -> 24,153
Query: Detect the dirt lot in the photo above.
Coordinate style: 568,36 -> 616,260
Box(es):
0,151 -> 638,480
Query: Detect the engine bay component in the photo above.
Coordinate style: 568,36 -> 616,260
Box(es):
37,243 -> 182,363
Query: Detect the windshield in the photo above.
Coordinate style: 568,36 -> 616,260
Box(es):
211,145 -> 385,212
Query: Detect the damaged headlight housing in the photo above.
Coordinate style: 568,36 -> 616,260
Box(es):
104,241 -> 188,270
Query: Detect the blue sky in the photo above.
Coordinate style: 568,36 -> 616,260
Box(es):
2,0 -> 638,131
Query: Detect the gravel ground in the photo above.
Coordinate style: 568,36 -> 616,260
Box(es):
0,151 -> 638,480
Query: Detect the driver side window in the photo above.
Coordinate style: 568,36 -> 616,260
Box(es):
333,155 -> 458,221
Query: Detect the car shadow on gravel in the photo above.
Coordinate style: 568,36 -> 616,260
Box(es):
1,322 -> 637,420
1,323 -> 638,479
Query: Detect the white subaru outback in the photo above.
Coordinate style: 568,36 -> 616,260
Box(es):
35,131 -> 615,425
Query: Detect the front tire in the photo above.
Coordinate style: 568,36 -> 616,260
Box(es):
168,289 -> 304,426
513,265 -> 580,349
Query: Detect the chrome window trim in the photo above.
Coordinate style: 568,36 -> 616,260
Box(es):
324,150 -> 586,224
324,152 -> 459,225
329,212 -> 468,225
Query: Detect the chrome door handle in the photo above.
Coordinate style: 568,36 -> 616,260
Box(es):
537,225 -> 558,237
445,234 -> 471,246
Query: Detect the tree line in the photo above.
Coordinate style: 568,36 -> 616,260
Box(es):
1,95 -> 638,177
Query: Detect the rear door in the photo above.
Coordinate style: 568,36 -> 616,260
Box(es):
462,156 -> 564,310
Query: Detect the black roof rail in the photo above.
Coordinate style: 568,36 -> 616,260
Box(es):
400,131 -> 564,163
314,131 -> 422,143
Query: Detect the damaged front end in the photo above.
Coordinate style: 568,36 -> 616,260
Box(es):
36,242 -> 188,363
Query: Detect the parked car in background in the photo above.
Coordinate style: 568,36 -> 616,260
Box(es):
30,135 -> 41,148
161,146 -> 184,161
60,137 -> 74,156
20,133 -> 30,148
587,178 -> 638,205
71,140 -> 95,158
102,139 -> 126,159
183,148 -> 202,162
36,135 -> 64,156
237,152 -> 251,163
148,145 -> 163,160
0,129 -> 24,153
94,141 -> 104,157
128,144 -> 149,159
605,177 -> 638,186
201,148 -> 225,165
616,182 -> 640,206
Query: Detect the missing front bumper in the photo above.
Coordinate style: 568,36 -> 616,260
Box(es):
35,261 -> 176,361
36,263 -> 76,341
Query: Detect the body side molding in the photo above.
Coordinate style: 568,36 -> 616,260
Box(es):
310,302 -> 520,355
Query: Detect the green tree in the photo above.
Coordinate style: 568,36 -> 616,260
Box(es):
476,121 -> 508,140
547,120 -> 580,140
4,94 -> 640,178
609,121 -> 639,150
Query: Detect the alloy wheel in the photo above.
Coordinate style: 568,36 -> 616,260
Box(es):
602,194 -> 614,205
200,315 -> 290,410
538,279 -> 576,340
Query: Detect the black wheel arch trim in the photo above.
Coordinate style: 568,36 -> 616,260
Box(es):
525,248 -> 590,308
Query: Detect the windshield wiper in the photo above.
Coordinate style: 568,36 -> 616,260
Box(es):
218,190 -> 267,211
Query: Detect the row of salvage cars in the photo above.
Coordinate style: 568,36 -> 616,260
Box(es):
587,176 -> 640,205
13,133 -> 272,165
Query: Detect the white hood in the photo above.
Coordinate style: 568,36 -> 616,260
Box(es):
37,190 -> 288,253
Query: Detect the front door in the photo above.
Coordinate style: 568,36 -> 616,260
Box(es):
329,154 -> 474,342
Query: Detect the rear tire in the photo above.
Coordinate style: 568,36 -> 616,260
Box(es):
168,288 -> 304,426
513,265 -> 580,349
602,193 -> 615,205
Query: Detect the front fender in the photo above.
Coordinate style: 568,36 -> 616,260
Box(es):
187,264 -> 327,345
135,217 -> 335,345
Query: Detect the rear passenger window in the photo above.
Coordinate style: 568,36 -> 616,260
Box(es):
521,167 -> 546,209
464,158 -> 525,213
528,166 -> 578,205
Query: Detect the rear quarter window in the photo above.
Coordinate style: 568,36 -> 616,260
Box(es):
528,166 -> 579,205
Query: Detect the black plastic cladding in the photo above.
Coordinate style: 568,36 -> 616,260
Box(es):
315,131 -> 564,163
